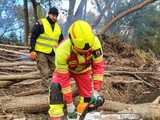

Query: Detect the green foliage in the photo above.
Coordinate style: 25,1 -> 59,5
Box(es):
117,2 -> 160,56
132,5 -> 160,55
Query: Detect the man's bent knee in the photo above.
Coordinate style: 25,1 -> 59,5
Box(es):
50,83 -> 63,104
49,83 -> 64,117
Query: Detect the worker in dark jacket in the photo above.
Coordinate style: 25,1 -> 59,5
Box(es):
30,7 -> 63,87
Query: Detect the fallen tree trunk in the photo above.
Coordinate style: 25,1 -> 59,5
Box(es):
0,48 -> 29,56
0,67 -> 38,73
101,100 -> 160,120
105,71 -> 160,75
14,88 -> 47,97
0,61 -> 36,67
0,43 -> 29,49
0,71 -> 40,81
0,81 -> 13,88
1,94 -> 48,113
1,95 -> 160,120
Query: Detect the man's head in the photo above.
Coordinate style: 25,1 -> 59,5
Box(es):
48,7 -> 59,22
68,20 -> 95,54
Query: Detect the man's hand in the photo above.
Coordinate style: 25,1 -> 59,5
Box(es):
88,90 -> 105,111
90,90 -> 100,104
30,51 -> 37,60
67,102 -> 77,119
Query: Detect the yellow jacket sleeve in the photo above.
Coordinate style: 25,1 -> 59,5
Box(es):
55,39 -> 71,73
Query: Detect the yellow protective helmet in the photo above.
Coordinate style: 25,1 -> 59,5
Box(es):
68,20 -> 95,52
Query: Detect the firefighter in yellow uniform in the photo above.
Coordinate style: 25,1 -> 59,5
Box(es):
49,20 -> 105,120
30,7 -> 63,87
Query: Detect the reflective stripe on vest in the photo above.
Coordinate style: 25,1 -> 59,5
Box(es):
38,36 -> 58,41
36,41 -> 57,48
35,18 -> 61,54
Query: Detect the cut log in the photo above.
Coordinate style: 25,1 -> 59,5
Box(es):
1,94 -> 160,120
0,67 -> 38,73
0,43 -> 29,49
0,71 -> 40,81
101,100 -> 160,120
0,48 -> 29,56
14,88 -> 47,97
105,71 -> 160,75
0,61 -> 36,67
0,81 -> 13,88
9,79 -> 44,95
1,94 -> 48,113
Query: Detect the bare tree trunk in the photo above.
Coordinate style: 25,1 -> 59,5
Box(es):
23,0 -> 30,46
48,0 -> 51,8
62,0 -> 76,35
31,0 -> 38,21
92,0 -> 111,28
99,0 -> 157,34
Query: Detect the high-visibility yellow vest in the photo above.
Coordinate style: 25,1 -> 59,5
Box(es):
35,18 -> 61,54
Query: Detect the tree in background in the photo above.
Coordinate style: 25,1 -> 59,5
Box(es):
0,0 -> 19,40
62,0 -> 87,35
131,3 -> 160,55
23,0 -> 29,46
99,0 -> 158,34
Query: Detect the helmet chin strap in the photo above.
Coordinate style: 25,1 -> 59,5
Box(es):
72,45 -> 92,55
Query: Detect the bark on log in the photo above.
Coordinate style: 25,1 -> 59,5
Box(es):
1,94 -> 48,113
0,55 -> 18,61
0,71 -> 40,81
14,88 -> 47,97
0,61 -> 36,67
0,48 -> 29,56
105,71 -> 160,75
101,100 -> 160,120
0,67 -> 38,73
0,44 -> 29,49
1,95 -> 160,120
0,81 -> 13,88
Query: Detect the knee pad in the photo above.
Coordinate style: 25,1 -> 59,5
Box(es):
50,83 -> 63,104
49,104 -> 64,117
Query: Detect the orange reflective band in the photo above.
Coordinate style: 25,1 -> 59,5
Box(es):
62,86 -> 72,94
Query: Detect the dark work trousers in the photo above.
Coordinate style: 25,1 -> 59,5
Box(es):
36,52 -> 55,88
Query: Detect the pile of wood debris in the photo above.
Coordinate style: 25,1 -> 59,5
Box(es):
0,35 -> 159,120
